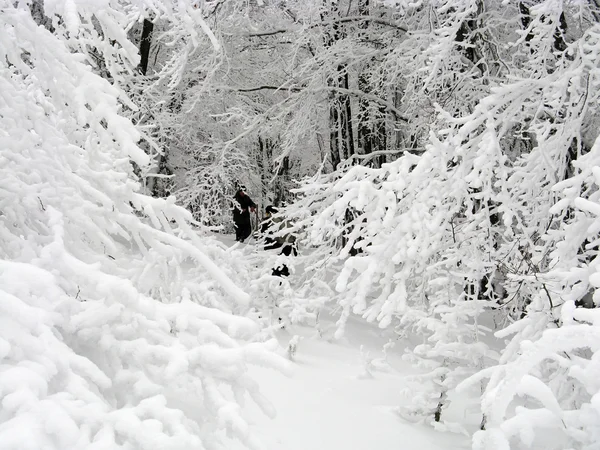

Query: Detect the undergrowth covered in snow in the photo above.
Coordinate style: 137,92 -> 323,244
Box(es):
0,2 -> 287,449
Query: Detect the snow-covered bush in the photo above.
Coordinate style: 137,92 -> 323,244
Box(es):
459,25 -> 600,443
0,2 -> 287,449
275,0 -> 600,434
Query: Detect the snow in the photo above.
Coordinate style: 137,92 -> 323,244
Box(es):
6,1 -> 600,448
229,310 -> 471,450
207,234 -> 473,450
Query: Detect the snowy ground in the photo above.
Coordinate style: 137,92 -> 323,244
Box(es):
216,232 -> 471,450
241,315 -> 471,450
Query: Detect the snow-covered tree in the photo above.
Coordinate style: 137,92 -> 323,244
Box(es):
32,0 -> 599,444
271,0 -> 600,434
458,13 -> 600,448
0,2 -> 287,449
142,0 -> 418,226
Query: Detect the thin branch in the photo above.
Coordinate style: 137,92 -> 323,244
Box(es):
222,85 -> 409,122
234,85 -> 301,93
236,15 -> 409,38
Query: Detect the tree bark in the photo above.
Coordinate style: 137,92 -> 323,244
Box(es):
274,154 -> 290,207
257,137 -> 289,208
29,0 -> 54,31
590,0 -> 600,22
455,0 -> 485,74
151,153 -> 172,198
519,2 -> 567,51
357,0 -> 387,168
324,1 -> 356,170
139,19 -> 154,75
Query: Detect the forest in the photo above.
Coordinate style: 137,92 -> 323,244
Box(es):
2,0 -> 600,449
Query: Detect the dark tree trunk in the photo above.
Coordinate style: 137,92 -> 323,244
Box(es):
274,154 -> 290,207
139,19 -> 154,75
151,152 -> 172,198
434,381 -> 447,423
590,0 -> 600,22
357,81 -> 387,167
257,137 -> 289,208
339,70 -> 355,162
553,12 -> 567,51
519,2 -> 567,51
455,0 -> 485,74
329,93 -> 342,170
329,70 -> 355,170
323,1 -> 356,170
519,2 -> 534,42
357,0 -> 387,168
329,68 -> 355,170
258,136 -> 268,211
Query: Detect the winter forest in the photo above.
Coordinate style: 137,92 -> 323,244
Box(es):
2,0 -> 600,449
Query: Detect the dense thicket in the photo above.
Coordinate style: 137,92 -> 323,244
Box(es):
4,0 -> 600,449
151,1 -> 600,448
0,1 -> 286,449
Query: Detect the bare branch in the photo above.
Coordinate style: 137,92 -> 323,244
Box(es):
221,85 -> 409,122
233,15 -> 409,38
234,85 -> 301,93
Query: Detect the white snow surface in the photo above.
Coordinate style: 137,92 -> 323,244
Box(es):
236,315 -> 471,450
217,232 -> 470,450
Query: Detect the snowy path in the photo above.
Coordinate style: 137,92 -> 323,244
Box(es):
242,315 -> 471,450
211,233 -> 470,450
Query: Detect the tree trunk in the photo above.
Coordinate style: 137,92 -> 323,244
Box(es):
329,70 -> 355,170
274,154 -> 290,207
590,0 -> 600,23
29,0 -> 54,31
455,0 -> 485,75
324,1 -> 356,170
519,2 -> 567,51
151,152 -> 172,198
257,136 -> 266,212
139,19 -> 154,75
257,137 -> 288,208
329,92 -> 342,170
357,0 -> 387,168
434,374 -> 447,423
339,69 -> 355,163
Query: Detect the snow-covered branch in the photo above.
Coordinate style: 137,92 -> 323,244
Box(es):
237,15 -> 409,37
